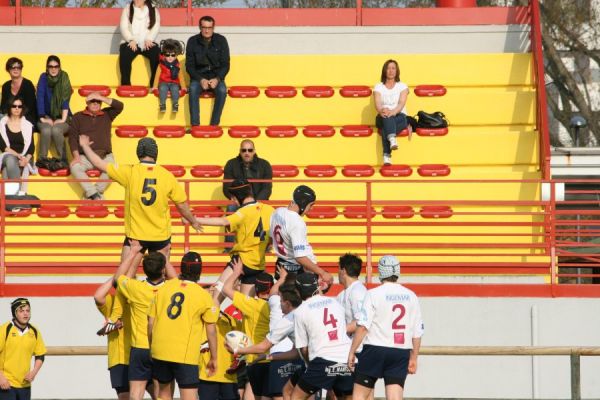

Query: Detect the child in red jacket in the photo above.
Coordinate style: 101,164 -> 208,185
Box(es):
158,40 -> 183,113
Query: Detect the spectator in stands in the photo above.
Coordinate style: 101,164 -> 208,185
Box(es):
1,57 -> 37,126
36,55 -> 71,161
222,140 -> 273,250
119,0 -> 160,88
158,39 -> 183,113
0,96 -> 36,195
186,15 -> 230,127
68,92 -> 124,201
374,59 -> 409,166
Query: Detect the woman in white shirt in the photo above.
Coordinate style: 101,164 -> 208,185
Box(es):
373,60 -> 409,166
119,0 -> 160,88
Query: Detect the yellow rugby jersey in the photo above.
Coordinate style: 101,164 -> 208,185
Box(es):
97,291 -> 131,368
117,275 -> 164,349
199,312 -> 241,383
107,162 -> 187,241
0,322 -> 46,388
227,201 -> 275,270
232,292 -> 270,364
149,279 -> 218,365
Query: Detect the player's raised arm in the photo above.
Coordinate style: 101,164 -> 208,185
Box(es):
221,256 -> 243,300
93,277 -> 114,307
174,201 -> 203,232
112,240 -> 144,282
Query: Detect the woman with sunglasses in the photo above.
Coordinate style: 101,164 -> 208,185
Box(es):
0,57 -> 37,125
36,55 -> 72,161
0,96 -> 36,194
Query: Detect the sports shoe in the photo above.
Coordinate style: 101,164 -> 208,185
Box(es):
387,134 -> 398,150
159,104 -> 166,113
383,154 -> 392,166
172,103 -> 179,113
96,320 -> 121,336
226,356 -> 247,374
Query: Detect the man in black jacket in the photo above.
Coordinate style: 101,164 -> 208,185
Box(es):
186,15 -> 230,127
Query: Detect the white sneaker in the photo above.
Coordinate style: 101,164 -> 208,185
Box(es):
383,154 -> 392,166
387,134 -> 398,150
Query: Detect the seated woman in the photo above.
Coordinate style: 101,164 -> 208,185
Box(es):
1,57 -> 37,125
374,59 -> 409,166
119,0 -> 161,88
36,55 -> 71,161
0,96 -> 36,195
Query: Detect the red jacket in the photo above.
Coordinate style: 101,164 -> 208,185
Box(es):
159,55 -> 181,85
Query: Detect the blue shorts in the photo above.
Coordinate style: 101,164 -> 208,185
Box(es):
198,379 -> 239,400
109,364 -> 130,393
129,347 -> 153,381
297,358 -> 353,397
355,344 -> 410,387
267,359 -> 305,397
0,387 -> 30,400
152,359 -> 199,388
124,236 -> 171,253
247,362 -> 270,397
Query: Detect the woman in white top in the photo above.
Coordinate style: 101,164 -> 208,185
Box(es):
373,60 -> 409,166
119,0 -> 161,88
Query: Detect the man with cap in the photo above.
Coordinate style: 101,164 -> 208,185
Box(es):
69,92 -> 124,200
148,251 -> 219,400
0,298 -> 46,400
270,185 -> 332,286
79,135 -> 201,260
347,255 -> 424,400
291,272 -> 353,400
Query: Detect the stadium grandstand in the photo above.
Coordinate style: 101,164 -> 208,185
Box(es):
0,0 -> 599,399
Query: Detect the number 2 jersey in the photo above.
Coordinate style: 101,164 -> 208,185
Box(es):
269,207 -> 317,269
107,161 -> 187,241
358,282 -> 424,349
149,278 -> 219,365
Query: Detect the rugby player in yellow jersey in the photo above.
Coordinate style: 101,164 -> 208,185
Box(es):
195,178 -> 274,300
222,257 -> 273,400
78,135 -> 202,260
148,251 -> 219,400
0,298 -> 46,400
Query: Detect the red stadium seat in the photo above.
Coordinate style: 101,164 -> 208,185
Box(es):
303,125 -> 335,138
343,206 -> 376,219
76,205 -> 109,218
116,85 -> 149,97
153,125 -> 186,138
228,86 -> 260,98
7,208 -> 32,217
170,205 -> 181,218
380,165 -> 413,177
340,125 -> 373,137
201,91 -> 215,98
190,126 -> 223,138
272,165 -> 299,178
86,169 -> 102,178
191,165 -> 223,177
414,85 -> 447,97
339,86 -> 372,97
417,164 -> 451,177
114,206 -> 124,218
228,126 -> 260,138
304,165 -> 337,178
306,206 -> 339,219
382,206 -> 415,219
265,86 -> 297,98
115,125 -> 148,138
192,206 -> 224,218
78,85 -> 111,97
37,205 -> 70,218
420,206 -> 453,218
151,87 -> 187,98
342,164 -> 375,177
302,86 -> 334,98
163,165 -> 186,177
415,127 -> 448,136
378,127 -> 409,137
37,168 -> 69,177
266,126 -> 298,138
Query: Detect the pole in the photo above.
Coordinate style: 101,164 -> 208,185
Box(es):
570,353 -> 581,400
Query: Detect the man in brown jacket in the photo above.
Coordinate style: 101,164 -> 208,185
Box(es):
68,92 -> 123,200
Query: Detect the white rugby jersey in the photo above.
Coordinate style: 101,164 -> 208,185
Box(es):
340,280 -> 367,326
268,295 -> 293,353
358,282 -> 424,349
270,207 -> 317,267
294,295 -> 350,363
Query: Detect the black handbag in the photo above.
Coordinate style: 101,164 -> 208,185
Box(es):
416,111 -> 448,128
36,157 -> 68,171
4,194 -> 41,211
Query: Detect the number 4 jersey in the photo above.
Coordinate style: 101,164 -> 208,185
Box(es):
107,161 -> 187,242
358,282 -> 424,349
149,278 -> 219,365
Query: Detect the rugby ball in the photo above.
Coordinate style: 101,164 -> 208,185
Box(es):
225,330 -> 252,351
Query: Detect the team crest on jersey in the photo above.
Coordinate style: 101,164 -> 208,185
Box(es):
325,363 -> 351,376
327,330 -> 338,341
277,362 -> 302,377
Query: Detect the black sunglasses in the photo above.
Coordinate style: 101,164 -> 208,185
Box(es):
10,65 -> 22,70
11,104 -> 23,109
47,64 -> 60,69
165,53 -> 176,57
240,148 -> 254,153
87,99 -> 102,104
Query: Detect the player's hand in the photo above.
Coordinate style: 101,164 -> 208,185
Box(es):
207,358 -> 217,377
275,264 -> 287,282
320,270 -> 333,286
191,219 -> 203,233
347,353 -> 356,372
79,135 -> 93,148
128,239 -> 143,254
408,357 -> 417,374
24,370 -> 37,383
0,374 -> 10,389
